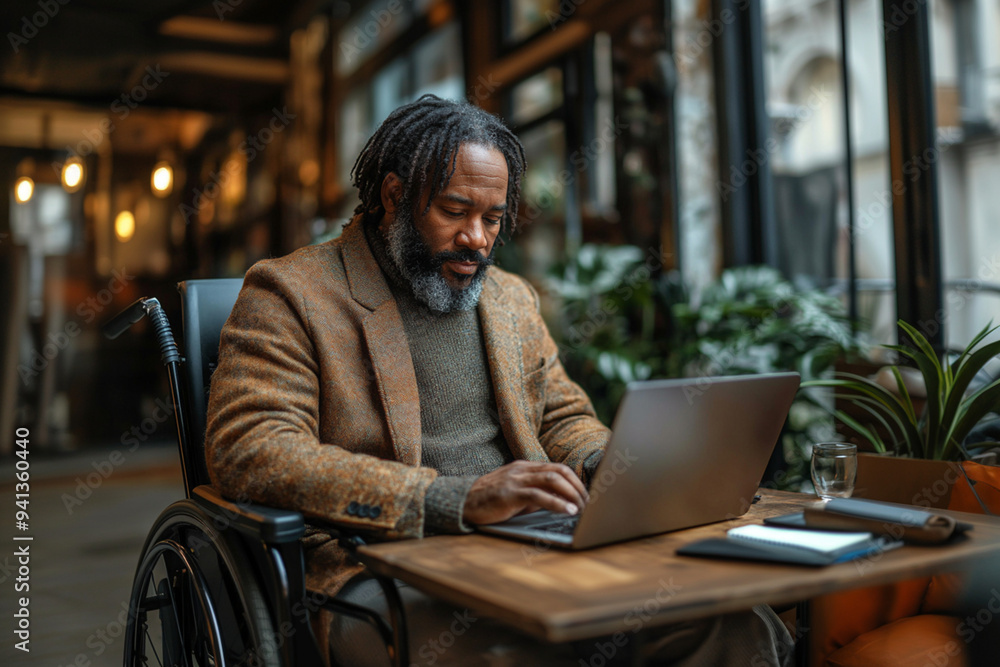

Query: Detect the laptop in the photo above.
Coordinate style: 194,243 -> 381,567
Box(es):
478,372 -> 801,549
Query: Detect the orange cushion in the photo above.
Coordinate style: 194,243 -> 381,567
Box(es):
809,578 -> 931,663
948,461 -> 1000,515
922,461 -> 1000,613
823,614 -> 967,667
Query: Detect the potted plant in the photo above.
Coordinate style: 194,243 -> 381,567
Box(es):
801,320 -> 1000,507
546,250 -> 866,488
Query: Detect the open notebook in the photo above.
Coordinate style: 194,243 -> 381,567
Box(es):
678,524 -> 903,566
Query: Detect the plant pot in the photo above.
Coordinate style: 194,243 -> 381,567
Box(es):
853,452 -> 964,510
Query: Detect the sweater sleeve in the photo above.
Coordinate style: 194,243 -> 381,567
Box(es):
423,476 -> 477,534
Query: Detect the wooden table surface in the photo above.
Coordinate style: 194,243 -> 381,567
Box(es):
357,489 -> 1000,642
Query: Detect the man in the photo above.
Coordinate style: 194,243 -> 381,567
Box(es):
205,95 -> 791,665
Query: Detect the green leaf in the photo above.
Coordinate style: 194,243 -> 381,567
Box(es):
897,321 -> 945,384
949,322 -> 998,377
940,338 -> 1000,453
893,322 -> 945,457
831,409 -> 887,453
890,366 -> 917,423
836,393 -> 904,453
942,380 -> 1000,459
803,374 -> 923,456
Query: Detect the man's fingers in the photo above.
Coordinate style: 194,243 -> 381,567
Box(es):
519,487 -> 579,516
463,460 -> 593,525
523,465 -> 589,503
520,472 -> 586,514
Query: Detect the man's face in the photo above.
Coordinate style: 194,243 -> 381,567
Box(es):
381,143 -> 509,313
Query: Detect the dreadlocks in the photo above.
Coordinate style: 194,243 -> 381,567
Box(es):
350,94 -> 526,238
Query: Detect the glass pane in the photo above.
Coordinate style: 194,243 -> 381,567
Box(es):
508,67 -> 563,126
412,21 -> 464,101
672,0 -> 723,294
500,119 -> 567,284
761,0 -> 896,344
504,0 -> 561,44
339,86 -> 373,194
372,57 -> 409,127
842,0 -> 897,346
336,0 -> 413,76
930,0 -> 1000,349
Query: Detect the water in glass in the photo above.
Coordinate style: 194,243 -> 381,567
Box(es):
811,442 -> 857,499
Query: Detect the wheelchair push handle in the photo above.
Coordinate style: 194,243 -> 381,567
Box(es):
103,297 -> 181,366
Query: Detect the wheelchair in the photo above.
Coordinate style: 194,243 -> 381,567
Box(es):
105,280 -> 410,667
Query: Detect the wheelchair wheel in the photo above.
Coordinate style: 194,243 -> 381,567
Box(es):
124,500 -> 280,667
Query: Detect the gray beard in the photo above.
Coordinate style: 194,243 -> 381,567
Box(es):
383,209 -> 491,314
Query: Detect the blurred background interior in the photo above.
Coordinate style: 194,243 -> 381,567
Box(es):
1,0 -> 1000,485
2,1 -> 1000,664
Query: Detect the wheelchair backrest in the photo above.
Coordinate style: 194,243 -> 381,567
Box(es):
177,279 -> 244,490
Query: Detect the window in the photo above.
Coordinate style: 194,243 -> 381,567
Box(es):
931,0 -> 1000,349
760,0 -> 898,344
502,0 -> 562,45
334,16 -> 463,219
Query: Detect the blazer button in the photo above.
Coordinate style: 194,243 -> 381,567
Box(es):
347,501 -> 359,516
358,504 -> 370,518
370,506 -> 382,519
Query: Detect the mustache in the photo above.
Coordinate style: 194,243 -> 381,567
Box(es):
431,248 -> 495,268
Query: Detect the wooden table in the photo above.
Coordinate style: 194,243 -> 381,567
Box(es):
357,489 -> 1000,643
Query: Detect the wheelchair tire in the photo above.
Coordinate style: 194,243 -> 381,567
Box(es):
124,499 -> 280,667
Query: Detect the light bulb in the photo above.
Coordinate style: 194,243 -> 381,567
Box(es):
115,210 -> 135,241
62,160 -> 85,192
15,177 -> 34,203
151,163 -> 173,196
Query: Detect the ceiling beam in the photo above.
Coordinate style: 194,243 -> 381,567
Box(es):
157,51 -> 290,84
159,16 -> 280,45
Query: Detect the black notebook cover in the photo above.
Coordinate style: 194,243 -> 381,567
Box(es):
677,531 -> 902,566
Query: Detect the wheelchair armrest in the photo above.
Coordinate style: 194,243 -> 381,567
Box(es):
193,485 -> 305,544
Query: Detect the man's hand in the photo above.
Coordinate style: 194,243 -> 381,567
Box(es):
462,460 -> 590,525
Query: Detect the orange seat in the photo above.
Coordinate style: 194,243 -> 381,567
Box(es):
810,461 -> 1000,666
823,614 -> 967,667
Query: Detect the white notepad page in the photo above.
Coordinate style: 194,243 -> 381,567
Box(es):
727,524 -> 874,554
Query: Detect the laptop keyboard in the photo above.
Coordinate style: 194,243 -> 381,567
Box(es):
532,515 -> 580,535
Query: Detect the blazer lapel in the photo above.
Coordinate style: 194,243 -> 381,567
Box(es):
342,220 -> 422,466
479,275 -> 546,461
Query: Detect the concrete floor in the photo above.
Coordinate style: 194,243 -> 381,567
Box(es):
1,443 -> 184,667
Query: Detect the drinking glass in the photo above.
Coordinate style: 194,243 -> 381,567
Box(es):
810,442 -> 857,500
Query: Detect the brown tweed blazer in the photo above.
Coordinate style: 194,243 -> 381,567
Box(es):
205,218 -> 610,597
